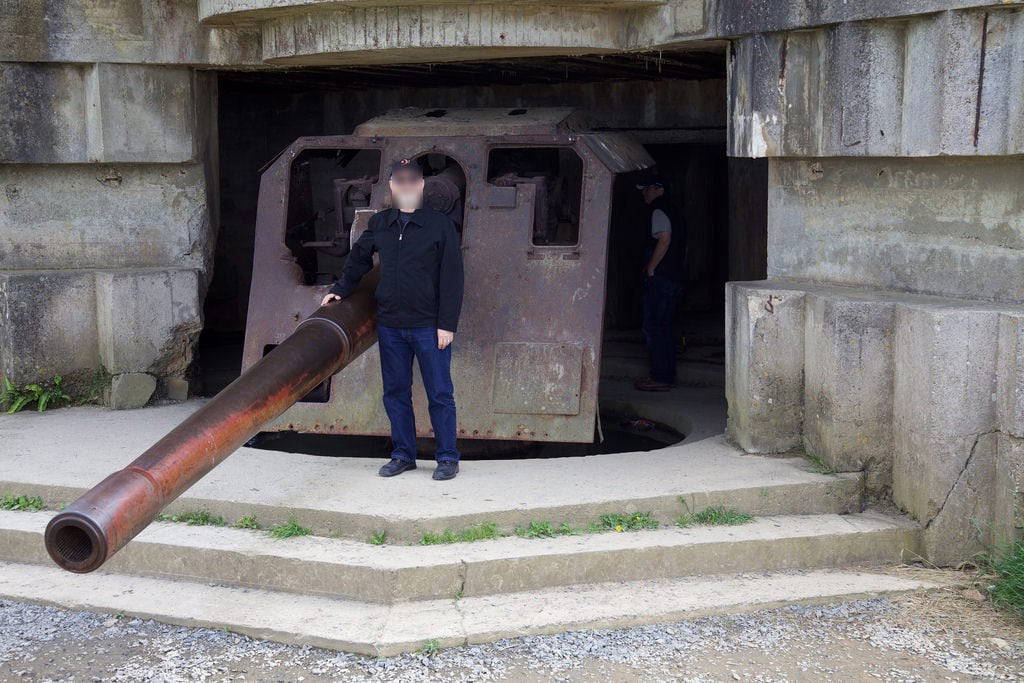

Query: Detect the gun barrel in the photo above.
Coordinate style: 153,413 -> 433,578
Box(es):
44,271 -> 378,573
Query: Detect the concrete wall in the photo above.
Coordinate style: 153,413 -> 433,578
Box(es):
0,59 -> 217,408
726,280 -> 1024,564
767,156 -> 1024,303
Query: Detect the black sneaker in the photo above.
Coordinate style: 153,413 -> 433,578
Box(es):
432,461 -> 459,481
379,458 -> 417,477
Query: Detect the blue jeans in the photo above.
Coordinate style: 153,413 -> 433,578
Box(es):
377,325 -> 460,463
642,275 -> 682,384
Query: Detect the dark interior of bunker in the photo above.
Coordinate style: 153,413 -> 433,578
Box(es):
195,50 -> 768,459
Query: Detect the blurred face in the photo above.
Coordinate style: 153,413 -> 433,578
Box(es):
641,185 -> 664,204
390,171 -> 425,212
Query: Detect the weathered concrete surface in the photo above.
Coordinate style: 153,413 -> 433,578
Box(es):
803,292 -> 895,494
0,1 -> 260,65
0,270 -> 100,388
0,164 -> 209,271
96,269 -> 202,376
0,401 -> 862,544
85,64 -> 196,163
729,8 -> 1024,157
718,0 -> 1024,36
891,303 -> 1000,527
0,561 -> 942,656
997,313 -> 1024,438
920,430 -> 998,567
725,281 -> 806,453
0,63 -> 88,163
106,372 -> 157,410
0,510 -> 920,604
767,157 -> 1024,303
0,267 -> 203,390
1,63 -> 200,164
993,433 -> 1024,546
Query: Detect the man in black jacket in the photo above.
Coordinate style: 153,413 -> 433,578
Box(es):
634,174 -> 685,392
321,158 -> 465,480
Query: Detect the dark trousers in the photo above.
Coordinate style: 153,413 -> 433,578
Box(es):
377,325 -> 460,463
642,275 -> 682,384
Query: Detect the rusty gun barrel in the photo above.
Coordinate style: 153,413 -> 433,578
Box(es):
44,271 -> 378,573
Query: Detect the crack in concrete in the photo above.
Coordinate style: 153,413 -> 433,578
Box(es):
454,559 -> 470,647
925,429 -> 997,529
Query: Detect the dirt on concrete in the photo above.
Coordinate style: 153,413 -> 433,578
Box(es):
1,569 -> 1022,682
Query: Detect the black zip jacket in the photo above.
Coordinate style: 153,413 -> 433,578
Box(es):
329,207 -> 465,332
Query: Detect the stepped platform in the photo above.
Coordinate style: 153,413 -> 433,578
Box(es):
3,401 -> 853,542
0,400 -> 926,654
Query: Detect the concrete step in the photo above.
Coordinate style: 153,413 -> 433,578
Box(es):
2,510 -> 920,604
0,560 -> 943,656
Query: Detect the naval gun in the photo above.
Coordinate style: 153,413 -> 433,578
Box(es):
44,108 -> 653,573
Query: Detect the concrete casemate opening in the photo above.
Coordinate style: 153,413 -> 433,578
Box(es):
195,49 -> 766,459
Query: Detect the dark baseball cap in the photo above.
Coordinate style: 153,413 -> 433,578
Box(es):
635,173 -> 669,191
389,157 -> 423,178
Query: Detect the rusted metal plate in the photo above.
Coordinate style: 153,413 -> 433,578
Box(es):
493,342 -> 583,415
242,113 -> 652,443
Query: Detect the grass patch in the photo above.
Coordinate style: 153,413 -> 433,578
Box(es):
269,518 -> 312,539
596,512 -> 659,532
0,493 -> 46,512
233,514 -> 262,530
982,538 -> 1024,617
158,510 -> 227,526
676,505 -> 754,528
419,522 -> 502,545
419,639 -> 440,656
514,520 -> 559,538
803,452 -> 837,475
368,530 -> 388,545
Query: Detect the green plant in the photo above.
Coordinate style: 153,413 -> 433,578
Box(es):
77,367 -> 112,406
515,520 -> 558,538
597,512 -> 659,532
159,510 -> 227,526
982,538 -> 1024,617
676,505 -> 754,528
0,494 -> 46,512
369,530 -> 388,545
1,376 -> 71,414
804,452 -> 837,475
269,517 -> 312,539
419,522 -> 502,545
233,514 -> 262,530
419,639 -> 440,656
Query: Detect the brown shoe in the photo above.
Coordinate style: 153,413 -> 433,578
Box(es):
634,377 -> 673,392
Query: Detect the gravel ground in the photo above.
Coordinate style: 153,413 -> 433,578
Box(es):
2,573 -> 1022,682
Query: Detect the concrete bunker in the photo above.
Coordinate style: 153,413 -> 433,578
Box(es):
195,50 -> 768,458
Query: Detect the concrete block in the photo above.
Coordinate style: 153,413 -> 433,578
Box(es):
164,376 -> 190,402
892,303 -> 1000,526
96,269 -> 202,376
85,63 -> 196,163
0,163 -> 210,271
0,270 -> 99,386
803,293 -> 895,491
921,430 -> 998,567
725,281 -> 806,453
997,313 -> 1024,438
0,62 -> 88,163
106,372 -> 156,410
992,433 -> 1024,546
